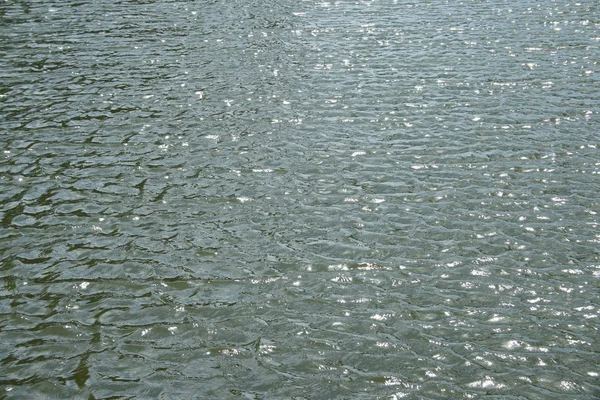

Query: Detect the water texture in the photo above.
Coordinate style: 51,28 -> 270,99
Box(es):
1,0 -> 599,398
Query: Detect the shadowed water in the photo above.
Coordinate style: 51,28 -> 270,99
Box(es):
1,0 -> 599,398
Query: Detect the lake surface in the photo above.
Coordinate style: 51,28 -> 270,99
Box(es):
1,0 -> 599,398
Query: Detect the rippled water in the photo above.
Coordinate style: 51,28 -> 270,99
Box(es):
1,0 -> 599,398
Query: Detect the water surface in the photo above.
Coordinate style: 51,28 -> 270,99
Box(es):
1,0 -> 599,398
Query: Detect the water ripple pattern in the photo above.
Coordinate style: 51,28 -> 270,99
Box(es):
1,0 -> 599,398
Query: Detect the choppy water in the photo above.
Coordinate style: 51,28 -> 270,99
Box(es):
1,0 -> 599,398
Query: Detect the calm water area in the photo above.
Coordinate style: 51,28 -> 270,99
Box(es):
1,0 -> 599,398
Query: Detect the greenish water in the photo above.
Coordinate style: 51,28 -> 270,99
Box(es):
1,0 -> 599,398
